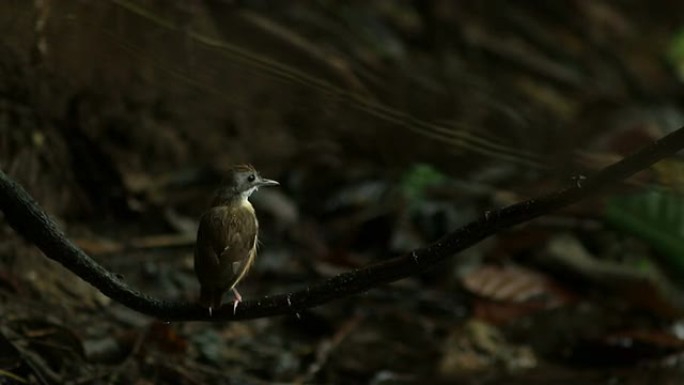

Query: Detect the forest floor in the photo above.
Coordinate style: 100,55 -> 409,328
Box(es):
3,1 -> 684,384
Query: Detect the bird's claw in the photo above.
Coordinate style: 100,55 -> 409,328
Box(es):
231,288 -> 243,315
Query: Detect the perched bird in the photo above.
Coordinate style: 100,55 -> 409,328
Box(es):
194,165 -> 279,315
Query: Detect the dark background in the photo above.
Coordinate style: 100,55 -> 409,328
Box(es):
2,1 -> 684,384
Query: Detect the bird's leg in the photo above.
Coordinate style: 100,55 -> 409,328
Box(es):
231,287 -> 243,314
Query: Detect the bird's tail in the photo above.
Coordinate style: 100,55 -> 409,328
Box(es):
199,286 -> 224,310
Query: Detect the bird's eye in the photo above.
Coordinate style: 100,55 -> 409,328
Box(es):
247,174 -> 256,182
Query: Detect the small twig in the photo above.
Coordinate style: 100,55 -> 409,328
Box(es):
0,368 -> 28,384
157,361 -> 204,385
0,326 -> 60,385
181,360 -> 261,384
74,234 -> 196,256
298,314 -> 363,383
1,127 -> 684,322
107,327 -> 149,385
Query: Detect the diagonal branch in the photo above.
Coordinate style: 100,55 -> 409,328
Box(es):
2,126 -> 684,322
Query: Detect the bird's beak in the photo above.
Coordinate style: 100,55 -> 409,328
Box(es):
257,177 -> 279,187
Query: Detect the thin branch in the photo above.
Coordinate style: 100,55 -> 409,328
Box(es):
2,126 -> 684,321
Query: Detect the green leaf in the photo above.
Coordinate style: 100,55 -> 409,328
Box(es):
667,27 -> 684,80
400,163 -> 446,205
605,189 -> 684,286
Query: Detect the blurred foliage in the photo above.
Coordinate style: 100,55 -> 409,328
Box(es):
668,27 -> 684,81
606,189 -> 684,284
400,163 -> 447,206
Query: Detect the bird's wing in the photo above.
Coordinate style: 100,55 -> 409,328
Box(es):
194,205 -> 258,290
218,207 -> 258,287
194,211 -> 222,268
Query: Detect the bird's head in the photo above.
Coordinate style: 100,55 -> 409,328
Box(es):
213,165 -> 279,205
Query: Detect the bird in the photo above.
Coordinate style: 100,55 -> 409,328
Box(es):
193,165 -> 279,315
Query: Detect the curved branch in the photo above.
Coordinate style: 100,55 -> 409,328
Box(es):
2,126 -> 684,321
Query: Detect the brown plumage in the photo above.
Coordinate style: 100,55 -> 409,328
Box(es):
193,165 -> 279,314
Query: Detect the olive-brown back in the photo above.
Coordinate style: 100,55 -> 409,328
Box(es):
194,202 -> 258,299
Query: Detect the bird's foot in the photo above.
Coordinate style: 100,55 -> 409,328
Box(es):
232,288 -> 243,315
